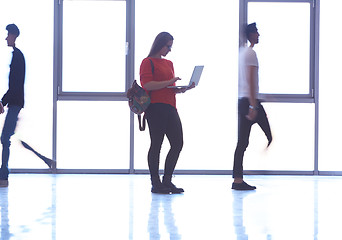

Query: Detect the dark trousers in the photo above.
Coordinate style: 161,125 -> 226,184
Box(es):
0,105 -> 21,180
145,103 -> 183,177
233,98 -> 272,179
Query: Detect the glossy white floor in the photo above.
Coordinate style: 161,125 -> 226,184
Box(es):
0,174 -> 340,240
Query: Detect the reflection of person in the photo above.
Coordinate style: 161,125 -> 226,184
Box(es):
140,32 -> 194,194
0,24 -> 25,187
232,191 -> 254,239
148,194 -> 181,239
232,23 -> 272,190
0,188 -> 9,239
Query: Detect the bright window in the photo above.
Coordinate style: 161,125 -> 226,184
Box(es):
248,2 -> 311,95
319,0 -> 342,171
62,0 -> 126,92
57,101 -> 130,169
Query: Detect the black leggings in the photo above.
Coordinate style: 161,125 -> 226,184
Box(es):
145,103 -> 183,177
233,98 -> 272,178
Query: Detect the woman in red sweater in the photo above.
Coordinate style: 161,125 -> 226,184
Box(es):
140,32 -> 194,194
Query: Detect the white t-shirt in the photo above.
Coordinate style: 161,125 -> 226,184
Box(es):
238,46 -> 259,98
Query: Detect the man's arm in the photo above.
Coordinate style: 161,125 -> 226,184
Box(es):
0,102 -> 4,114
246,65 -> 258,121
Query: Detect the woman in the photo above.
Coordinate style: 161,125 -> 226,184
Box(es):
140,32 -> 194,194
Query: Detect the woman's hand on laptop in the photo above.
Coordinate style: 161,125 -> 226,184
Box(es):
174,82 -> 195,94
187,82 -> 196,90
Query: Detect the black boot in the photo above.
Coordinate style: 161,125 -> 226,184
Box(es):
151,176 -> 171,194
162,175 -> 184,194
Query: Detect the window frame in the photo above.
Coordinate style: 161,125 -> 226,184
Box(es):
55,0 -> 132,101
240,0 -> 317,103
50,0 -> 323,175
53,0 -> 135,173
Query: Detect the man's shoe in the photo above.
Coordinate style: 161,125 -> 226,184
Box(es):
232,181 -> 256,190
0,180 -> 9,187
48,160 -> 56,169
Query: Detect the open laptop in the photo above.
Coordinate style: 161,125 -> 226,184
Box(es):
167,65 -> 204,89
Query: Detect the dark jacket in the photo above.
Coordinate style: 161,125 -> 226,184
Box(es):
2,47 -> 25,108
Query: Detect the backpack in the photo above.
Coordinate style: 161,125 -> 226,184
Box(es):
127,59 -> 154,131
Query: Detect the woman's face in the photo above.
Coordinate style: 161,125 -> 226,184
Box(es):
160,40 -> 173,57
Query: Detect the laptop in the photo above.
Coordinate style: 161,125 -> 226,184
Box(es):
167,65 -> 204,89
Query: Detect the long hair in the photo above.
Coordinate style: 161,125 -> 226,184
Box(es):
147,32 -> 174,57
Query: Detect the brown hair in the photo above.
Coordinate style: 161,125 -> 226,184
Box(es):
148,32 -> 174,57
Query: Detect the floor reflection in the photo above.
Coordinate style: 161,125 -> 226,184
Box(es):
0,175 -> 57,239
232,190 -> 254,240
148,194 -> 181,240
0,187 -> 10,240
2,174 -> 342,239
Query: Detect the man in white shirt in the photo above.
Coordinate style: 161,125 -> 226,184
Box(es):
232,23 -> 272,190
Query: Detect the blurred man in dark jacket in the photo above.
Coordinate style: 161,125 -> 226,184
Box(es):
0,24 -> 25,187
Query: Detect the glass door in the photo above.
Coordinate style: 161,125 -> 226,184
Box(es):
55,0 -> 130,171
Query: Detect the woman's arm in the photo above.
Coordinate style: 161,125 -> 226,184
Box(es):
143,77 -> 181,91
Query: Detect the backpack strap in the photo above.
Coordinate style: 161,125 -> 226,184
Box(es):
137,58 -> 154,131
138,114 -> 147,131
149,58 -> 154,74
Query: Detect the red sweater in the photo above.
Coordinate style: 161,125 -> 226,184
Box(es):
140,57 -> 176,108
